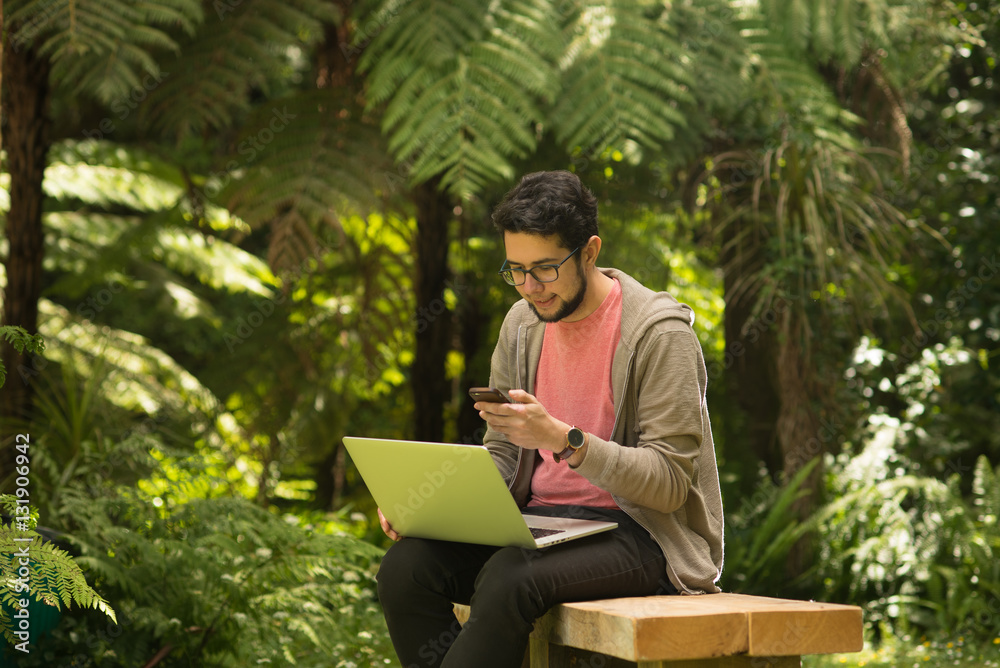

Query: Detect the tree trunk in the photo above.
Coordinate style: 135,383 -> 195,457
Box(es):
455,280 -> 487,444
719,213 -> 824,581
410,180 -> 453,441
1,0 -> 4,165
1,37 -> 51,485
775,308 -> 824,579
720,216 -> 782,476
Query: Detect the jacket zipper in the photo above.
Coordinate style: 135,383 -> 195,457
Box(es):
508,323 -> 526,491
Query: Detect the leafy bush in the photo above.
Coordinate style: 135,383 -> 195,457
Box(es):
722,414 -> 1000,646
11,490 -> 393,667
722,458 -> 821,596
0,325 -> 45,388
813,416 -> 1000,641
1,495 -> 115,653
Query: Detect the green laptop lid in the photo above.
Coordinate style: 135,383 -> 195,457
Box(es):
343,437 -> 537,549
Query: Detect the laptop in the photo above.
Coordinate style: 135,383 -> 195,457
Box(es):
342,436 -> 618,549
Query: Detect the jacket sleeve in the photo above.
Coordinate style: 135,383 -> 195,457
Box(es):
572,327 -> 707,514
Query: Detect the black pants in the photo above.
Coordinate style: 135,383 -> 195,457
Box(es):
376,506 -> 674,668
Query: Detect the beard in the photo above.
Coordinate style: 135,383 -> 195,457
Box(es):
528,269 -> 588,323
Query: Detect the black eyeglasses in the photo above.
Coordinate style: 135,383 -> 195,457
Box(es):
498,247 -> 581,286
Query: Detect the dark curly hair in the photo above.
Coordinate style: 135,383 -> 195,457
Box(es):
491,171 -> 598,251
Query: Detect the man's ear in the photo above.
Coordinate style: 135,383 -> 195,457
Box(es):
582,235 -> 602,268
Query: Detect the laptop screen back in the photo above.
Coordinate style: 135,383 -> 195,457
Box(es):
343,437 -> 537,548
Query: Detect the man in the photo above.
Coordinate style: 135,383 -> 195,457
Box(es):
377,170 -> 723,667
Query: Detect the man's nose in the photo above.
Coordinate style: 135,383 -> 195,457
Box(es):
522,273 -> 544,293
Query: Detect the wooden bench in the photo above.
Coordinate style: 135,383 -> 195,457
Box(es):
453,593 -> 863,667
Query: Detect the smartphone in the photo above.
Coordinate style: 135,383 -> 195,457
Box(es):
468,387 -> 512,404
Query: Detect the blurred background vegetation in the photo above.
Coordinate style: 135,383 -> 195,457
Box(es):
0,0 -> 997,666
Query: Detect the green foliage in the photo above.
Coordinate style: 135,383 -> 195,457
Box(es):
18,489 -> 392,667
721,458 -> 821,596
360,0 -> 557,195
4,1 -> 998,663
215,90 -> 390,275
6,0 -> 203,104
0,327 -> 45,388
359,0 -> 693,197
553,0 -> 691,152
814,417 -> 1000,640
1,495 -> 116,649
142,0 -> 338,138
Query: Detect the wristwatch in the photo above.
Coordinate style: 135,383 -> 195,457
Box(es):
554,426 -> 586,463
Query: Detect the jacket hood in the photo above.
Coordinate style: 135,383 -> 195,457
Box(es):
601,267 -> 695,349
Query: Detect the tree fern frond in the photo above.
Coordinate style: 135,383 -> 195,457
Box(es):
37,300 -> 226,419
0,529 -> 117,634
835,0 -> 863,65
7,0 -> 204,106
810,0 -> 835,63
216,90 -> 389,274
552,0 -> 691,153
359,0 -> 486,101
363,0 -> 558,197
143,0 -> 336,139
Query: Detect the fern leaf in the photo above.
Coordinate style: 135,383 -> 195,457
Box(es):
7,0 -> 204,105
835,0 -> 863,65
552,0 -> 691,153
143,0 -> 336,139
362,0 -> 558,197
215,90 -> 389,274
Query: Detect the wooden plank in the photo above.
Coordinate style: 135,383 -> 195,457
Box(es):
649,657 -> 800,668
677,594 -> 863,656
542,646 -> 801,668
455,593 -> 862,663
547,597 -> 748,661
746,605 -> 862,656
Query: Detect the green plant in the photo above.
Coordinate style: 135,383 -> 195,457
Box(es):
722,457 -> 822,596
24,489 -> 394,667
814,416 -> 1000,643
0,326 -> 45,388
0,495 -> 115,652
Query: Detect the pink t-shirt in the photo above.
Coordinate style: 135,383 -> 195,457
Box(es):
528,279 -> 622,508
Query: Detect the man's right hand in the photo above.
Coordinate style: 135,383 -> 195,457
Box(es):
378,508 -> 401,541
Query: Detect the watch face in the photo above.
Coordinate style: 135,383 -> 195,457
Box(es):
568,427 -> 585,448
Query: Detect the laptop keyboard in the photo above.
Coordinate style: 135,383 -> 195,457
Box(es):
529,527 -> 565,539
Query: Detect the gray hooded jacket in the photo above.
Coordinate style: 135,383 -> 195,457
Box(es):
483,267 -> 724,594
